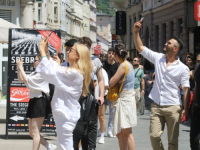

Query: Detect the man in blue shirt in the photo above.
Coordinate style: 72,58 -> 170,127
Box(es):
132,56 -> 145,110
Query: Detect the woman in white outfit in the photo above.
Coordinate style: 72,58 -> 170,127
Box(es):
17,53 -> 57,150
37,39 -> 92,150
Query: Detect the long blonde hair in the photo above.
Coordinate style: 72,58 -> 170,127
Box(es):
74,43 -> 92,96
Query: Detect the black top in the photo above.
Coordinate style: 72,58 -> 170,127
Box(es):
188,66 -> 195,91
103,61 -> 119,80
194,63 -> 200,107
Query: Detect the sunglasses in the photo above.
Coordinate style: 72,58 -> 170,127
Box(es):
133,60 -> 138,62
66,47 -> 78,54
34,60 -> 39,63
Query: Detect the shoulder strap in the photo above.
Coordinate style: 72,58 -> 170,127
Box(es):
135,68 -> 140,77
119,62 -> 128,92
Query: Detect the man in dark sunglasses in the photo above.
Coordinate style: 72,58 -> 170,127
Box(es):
133,21 -> 190,150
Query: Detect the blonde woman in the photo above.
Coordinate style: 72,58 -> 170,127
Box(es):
37,39 -> 92,150
17,53 -> 57,150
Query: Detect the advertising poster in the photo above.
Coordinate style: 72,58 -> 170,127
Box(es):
6,29 -> 61,136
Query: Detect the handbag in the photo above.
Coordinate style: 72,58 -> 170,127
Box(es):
106,62 -> 128,101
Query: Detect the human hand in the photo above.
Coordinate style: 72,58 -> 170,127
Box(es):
133,21 -> 142,32
53,54 -> 61,66
142,90 -> 145,96
16,58 -> 23,67
181,109 -> 189,123
97,96 -> 104,106
39,38 -> 49,55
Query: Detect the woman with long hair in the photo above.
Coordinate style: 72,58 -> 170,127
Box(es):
37,39 -> 92,150
110,44 -> 137,150
17,53 -> 57,150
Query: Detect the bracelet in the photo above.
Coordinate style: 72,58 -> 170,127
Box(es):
41,56 -> 47,59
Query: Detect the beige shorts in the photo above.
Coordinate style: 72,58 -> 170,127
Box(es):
134,88 -> 140,103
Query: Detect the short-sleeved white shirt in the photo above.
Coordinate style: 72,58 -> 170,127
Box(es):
102,68 -> 109,96
140,47 -> 190,106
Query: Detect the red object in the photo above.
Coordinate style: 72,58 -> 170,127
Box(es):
112,34 -> 117,40
38,30 -> 62,53
96,45 -> 101,48
94,47 -> 102,54
194,2 -> 200,21
10,87 -> 30,103
180,92 -> 194,122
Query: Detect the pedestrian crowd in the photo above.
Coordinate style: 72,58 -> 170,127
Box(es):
16,20 -> 200,150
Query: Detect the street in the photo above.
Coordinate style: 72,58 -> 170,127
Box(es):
0,95 -> 191,150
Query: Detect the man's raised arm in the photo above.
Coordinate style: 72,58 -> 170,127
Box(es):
133,21 -> 145,53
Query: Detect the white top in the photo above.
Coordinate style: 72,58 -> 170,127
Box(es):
36,57 -> 83,123
25,72 -> 49,98
102,68 -> 109,96
140,47 -> 190,106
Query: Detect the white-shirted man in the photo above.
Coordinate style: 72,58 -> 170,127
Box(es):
133,21 -> 190,150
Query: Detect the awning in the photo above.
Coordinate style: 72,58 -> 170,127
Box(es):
0,18 -> 21,43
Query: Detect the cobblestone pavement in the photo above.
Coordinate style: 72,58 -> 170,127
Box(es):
0,95 -> 190,150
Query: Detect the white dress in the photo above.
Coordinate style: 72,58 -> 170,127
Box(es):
36,57 -> 83,150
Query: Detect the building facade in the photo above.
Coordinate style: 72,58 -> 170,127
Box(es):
33,0 -> 48,29
142,0 -> 187,61
89,0 -> 97,54
83,1 -> 90,37
96,12 -> 112,49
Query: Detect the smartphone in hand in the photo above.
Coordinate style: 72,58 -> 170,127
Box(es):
45,31 -> 53,42
140,17 -> 144,22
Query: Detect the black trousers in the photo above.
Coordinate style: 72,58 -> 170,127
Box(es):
73,104 -> 99,150
190,106 -> 200,150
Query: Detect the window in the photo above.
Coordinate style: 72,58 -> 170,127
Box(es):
169,21 -> 173,38
162,23 -> 166,48
3,48 -> 8,57
178,18 -> 183,40
54,2 -> 58,20
0,9 -> 11,22
155,25 -> 159,52
38,3 -> 42,22
99,25 -> 103,32
129,0 -> 131,5
129,18 -> 132,49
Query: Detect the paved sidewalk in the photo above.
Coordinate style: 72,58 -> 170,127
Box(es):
0,95 -> 191,150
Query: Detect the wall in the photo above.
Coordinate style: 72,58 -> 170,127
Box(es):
0,0 -> 20,26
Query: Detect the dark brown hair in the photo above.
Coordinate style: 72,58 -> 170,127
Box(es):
108,47 -> 114,53
78,37 -> 92,48
114,44 -> 127,58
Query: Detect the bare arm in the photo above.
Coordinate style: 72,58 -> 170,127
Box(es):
96,68 -> 105,105
133,21 -> 145,53
16,58 -> 27,83
182,87 -> 190,122
17,67 -> 23,82
110,63 -> 126,87
141,78 -> 145,96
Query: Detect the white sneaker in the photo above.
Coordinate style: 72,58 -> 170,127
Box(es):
99,137 -> 105,144
97,129 -> 101,137
107,131 -> 115,138
49,144 -> 57,150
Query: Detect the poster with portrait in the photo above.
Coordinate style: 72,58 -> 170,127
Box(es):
6,29 -> 61,136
